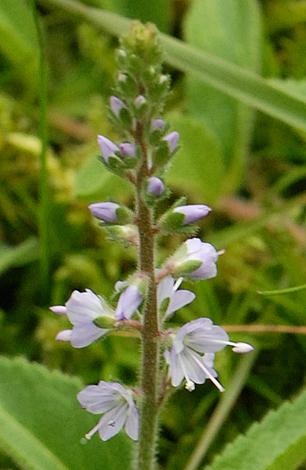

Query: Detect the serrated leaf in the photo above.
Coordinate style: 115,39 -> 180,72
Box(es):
203,387 -> 306,470
0,357 -> 132,470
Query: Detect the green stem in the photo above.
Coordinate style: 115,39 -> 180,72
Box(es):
135,123 -> 159,470
31,0 -> 50,303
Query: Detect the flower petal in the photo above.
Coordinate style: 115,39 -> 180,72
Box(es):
97,404 -> 129,441
66,289 -> 110,324
70,322 -> 108,348
165,290 -> 196,317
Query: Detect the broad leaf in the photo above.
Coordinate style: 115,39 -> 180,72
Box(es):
103,0 -> 171,33
184,0 -> 261,189
0,357 -> 132,470
166,113 -> 225,204
0,0 -> 38,83
203,387 -> 306,470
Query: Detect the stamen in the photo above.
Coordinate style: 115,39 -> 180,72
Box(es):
185,380 -> 195,392
173,277 -> 184,291
217,249 -> 226,256
178,354 -> 193,390
85,422 -> 101,440
192,354 -> 225,392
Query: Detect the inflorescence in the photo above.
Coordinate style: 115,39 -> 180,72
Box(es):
50,22 -> 253,443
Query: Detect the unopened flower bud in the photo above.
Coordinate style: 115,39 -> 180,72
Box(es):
89,202 -> 120,223
97,135 -> 119,163
173,204 -> 211,225
134,95 -> 147,108
110,96 -> 126,117
89,201 -> 132,225
147,177 -> 165,196
163,131 -> 179,153
119,142 -> 137,158
151,119 -> 165,132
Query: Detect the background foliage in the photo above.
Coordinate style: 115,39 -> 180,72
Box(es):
1,0 -> 306,469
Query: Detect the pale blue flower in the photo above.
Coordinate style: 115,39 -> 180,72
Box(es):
164,318 -> 253,391
115,284 -> 143,320
165,238 -> 223,280
51,289 -> 114,348
78,381 -> 139,441
157,276 -> 195,317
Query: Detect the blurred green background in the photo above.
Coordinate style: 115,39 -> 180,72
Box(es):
1,0 -> 306,469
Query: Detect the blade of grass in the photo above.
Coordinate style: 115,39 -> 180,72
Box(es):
38,0 -> 306,133
30,1 -> 50,303
257,284 -> 306,296
184,350 -> 258,470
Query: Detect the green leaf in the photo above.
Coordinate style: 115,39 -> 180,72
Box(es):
103,0 -> 171,33
184,0 -> 261,189
74,153 -> 132,200
0,0 -> 38,82
38,0 -> 306,134
166,113 -> 225,204
203,387 -> 306,470
0,357 -> 132,470
0,238 -> 39,276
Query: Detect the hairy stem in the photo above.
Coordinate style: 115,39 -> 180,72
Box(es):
135,122 -> 159,470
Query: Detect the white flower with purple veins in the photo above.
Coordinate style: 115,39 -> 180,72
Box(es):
115,284 -> 143,320
158,277 -> 195,318
164,318 -> 253,392
78,381 -> 139,441
173,204 -> 211,225
50,289 -> 114,348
